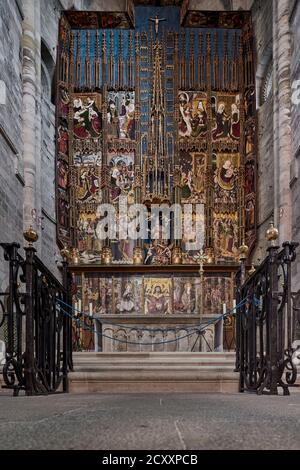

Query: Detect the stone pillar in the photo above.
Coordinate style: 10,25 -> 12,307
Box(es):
274,0 -> 293,243
22,0 -> 41,249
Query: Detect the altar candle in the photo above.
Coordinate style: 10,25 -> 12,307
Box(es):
89,302 -> 93,318
74,302 -> 78,317
78,299 -> 82,315
233,299 -> 237,315
223,303 -> 227,316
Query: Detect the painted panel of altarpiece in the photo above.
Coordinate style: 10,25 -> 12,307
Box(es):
114,277 -> 143,314
178,92 -> 208,140
70,93 -> 103,263
107,92 -> 135,141
57,84 -> 71,244
72,274 -> 233,317
108,151 -> 135,203
211,93 -> 241,145
180,152 -> 207,204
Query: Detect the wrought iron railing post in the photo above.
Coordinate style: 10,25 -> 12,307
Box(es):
6,244 -> 20,361
61,247 -> 72,392
24,244 -> 36,396
236,243 -> 248,383
266,244 -> 280,395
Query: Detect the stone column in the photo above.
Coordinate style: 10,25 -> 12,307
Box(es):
274,0 -> 293,243
22,0 -> 41,249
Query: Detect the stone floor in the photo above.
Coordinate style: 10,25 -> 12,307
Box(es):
0,391 -> 300,450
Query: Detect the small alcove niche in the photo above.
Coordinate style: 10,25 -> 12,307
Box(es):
41,39 -> 56,105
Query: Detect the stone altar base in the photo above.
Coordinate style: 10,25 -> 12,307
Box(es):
97,315 -> 219,353
69,352 -> 239,394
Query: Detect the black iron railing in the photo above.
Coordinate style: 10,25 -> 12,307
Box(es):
0,243 -> 72,396
236,242 -> 299,395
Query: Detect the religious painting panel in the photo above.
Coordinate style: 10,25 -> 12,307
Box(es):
213,212 -> 239,262
178,92 -> 208,140
57,160 -> 68,191
245,122 -> 255,157
57,194 -> 70,242
75,166 -> 102,205
77,211 -> 102,263
182,204 -> 205,265
173,277 -> 200,314
107,91 -> 135,141
211,93 -> 240,144
82,274 -> 112,317
245,197 -> 256,233
213,153 -> 240,208
245,87 -> 255,121
108,151 -> 135,203
114,276 -> 143,315
144,240 -> 173,266
111,238 -> 135,265
64,10 -> 134,30
182,10 -> 250,29
203,275 -> 233,315
144,278 -> 172,315
57,86 -> 70,119
57,122 -> 69,159
180,152 -> 207,204
245,159 -> 255,197
73,93 -> 102,140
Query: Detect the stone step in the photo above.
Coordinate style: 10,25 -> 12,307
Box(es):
69,352 -> 239,394
72,352 -> 236,369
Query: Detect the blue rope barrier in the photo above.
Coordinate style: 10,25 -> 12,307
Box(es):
61,307 -> 199,345
56,297 -> 248,333
58,298 -> 249,346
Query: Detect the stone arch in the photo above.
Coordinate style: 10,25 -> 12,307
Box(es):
114,328 -> 128,352
165,330 -> 177,352
177,328 -> 190,352
127,328 -> 140,352
102,327 -> 114,352
153,329 -> 164,352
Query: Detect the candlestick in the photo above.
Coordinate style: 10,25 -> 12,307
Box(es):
233,299 -> 236,315
89,302 -> 93,318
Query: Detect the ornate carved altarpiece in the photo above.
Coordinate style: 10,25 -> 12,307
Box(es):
56,5 -> 257,351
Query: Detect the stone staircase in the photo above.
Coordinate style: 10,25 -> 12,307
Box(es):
69,352 -> 239,394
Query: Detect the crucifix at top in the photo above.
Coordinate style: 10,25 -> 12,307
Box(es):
149,15 -> 166,35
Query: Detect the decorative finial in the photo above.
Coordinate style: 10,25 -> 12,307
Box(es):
266,221 -> 279,246
239,242 -> 249,261
60,245 -> 70,261
23,226 -> 38,246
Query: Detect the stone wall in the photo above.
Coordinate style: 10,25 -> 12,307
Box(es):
290,0 -> 300,291
251,0 -> 275,264
0,0 -> 63,293
0,0 -> 24,294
